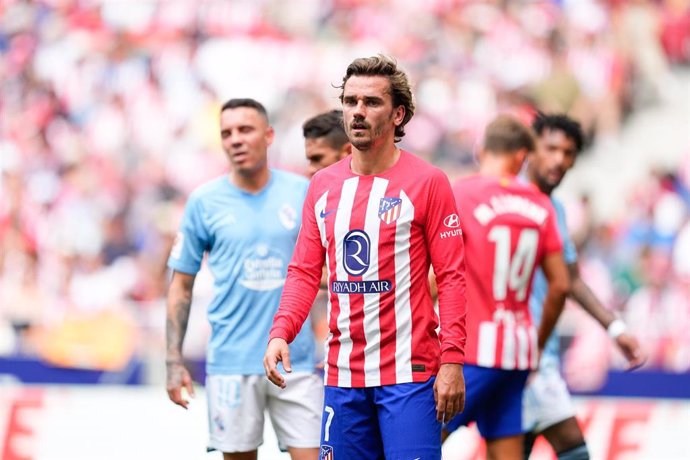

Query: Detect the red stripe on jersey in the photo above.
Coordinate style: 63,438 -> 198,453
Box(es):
407,212 -> 437,381
376,185 -> 399,386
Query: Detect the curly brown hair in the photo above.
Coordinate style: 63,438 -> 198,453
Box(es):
338,55 -> 415,142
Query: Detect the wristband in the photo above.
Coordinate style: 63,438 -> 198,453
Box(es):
607,319 -> 627,339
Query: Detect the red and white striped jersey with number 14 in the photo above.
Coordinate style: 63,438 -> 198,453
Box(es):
270,150 -> 467,388
453,174 -> 562,371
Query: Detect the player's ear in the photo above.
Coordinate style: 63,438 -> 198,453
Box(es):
265,126 -> 275,147
393,105 -> 405,126
515,147 -> 530,165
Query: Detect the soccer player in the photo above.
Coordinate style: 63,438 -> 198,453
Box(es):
264,55 -> 468,459
443,114 -> 570,460
522,113 -> 645,460
303,109 -> 351,178
166,98 -> 322,460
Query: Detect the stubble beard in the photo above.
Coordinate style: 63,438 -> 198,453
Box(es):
349,111 -> 396,151
351,138 -> 372,151
349,124 -> 390,152
535,174 -> 557,195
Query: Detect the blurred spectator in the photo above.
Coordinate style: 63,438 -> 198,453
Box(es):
660,0 -> 690,65
614,0 -> 676,105
0,0 -> 688,380
623,247 -> 690,372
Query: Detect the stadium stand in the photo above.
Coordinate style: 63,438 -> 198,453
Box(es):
1,0 -> 689,388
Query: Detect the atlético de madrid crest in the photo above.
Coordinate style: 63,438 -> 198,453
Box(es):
378,197 -> 402,224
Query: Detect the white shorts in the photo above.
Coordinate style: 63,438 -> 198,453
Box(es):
522,366 -> 576,434
206,372 -> 323,453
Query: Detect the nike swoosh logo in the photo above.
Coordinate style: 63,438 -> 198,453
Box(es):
319,209 -> 336,218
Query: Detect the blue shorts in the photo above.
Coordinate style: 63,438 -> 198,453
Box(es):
319,377 -> 441,460
444,365 -> 529,440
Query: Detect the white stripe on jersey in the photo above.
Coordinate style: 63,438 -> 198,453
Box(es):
529,327 -> 539,369
478,321 -> 537,370
394,190 -> 414,382
477,322 -> 497,367
315,192 -> 331,377
361,178 -> 388,386
516,325 -> 529,369
333,177 -> 359,387
501,321 -> 516,370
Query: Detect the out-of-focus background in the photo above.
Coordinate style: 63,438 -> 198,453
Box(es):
1,0 -> 689,459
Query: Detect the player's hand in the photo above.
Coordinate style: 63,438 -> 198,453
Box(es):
264,338 -> 291,389
166,361 -> 195,409
616,333 -> 646,370
434,363 -> 465,423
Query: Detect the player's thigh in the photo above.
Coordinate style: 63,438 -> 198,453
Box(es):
523,367 -> 577,434
541,417 -> 585,453
206,374 -> 265,453
476,370 -> 529,440
222,452 -> 257,460
375,378 -> 442,460
320,386 -> 384,460
485,434 -> 524,460
266,371 -> 323,449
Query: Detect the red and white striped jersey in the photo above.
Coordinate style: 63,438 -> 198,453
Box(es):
270,151 -> 467,388
453,174 -> 562,371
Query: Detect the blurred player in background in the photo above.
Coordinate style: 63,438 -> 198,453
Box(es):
302,110 -> 352,354
303,109 -> 351,178
443,115 -> 570,460
265,55 -> 467,459
166,98 -> 322,460
522,113 -> 646,460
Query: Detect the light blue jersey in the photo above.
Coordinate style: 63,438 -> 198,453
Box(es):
529,197 -> 577,370
168,170 -> 314,375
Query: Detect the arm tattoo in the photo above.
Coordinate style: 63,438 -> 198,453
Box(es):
166,282 -> 193,362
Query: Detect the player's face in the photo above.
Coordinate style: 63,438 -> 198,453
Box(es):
532,129 -> 578,194
304,137 -> 348,178
220,107 -> 274,177
342,75 -> 404,151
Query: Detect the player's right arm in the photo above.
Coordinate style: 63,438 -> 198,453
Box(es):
166,270 -> 196,409
165,191 -> 207,408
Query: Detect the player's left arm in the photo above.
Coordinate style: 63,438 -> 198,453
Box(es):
538,252 -> 569,350
553,197 -> 646,369
424,170 -> 467,363
424,170 -> 467,421
568,262 -> 646,369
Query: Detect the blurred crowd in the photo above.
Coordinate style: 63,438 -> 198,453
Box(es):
1,0 -> 689,380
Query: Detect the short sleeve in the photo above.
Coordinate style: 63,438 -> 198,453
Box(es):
167,193 -> 209,275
